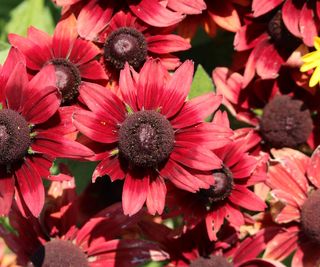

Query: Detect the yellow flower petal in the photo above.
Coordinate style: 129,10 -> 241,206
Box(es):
300,58 -> 320,72
309,66 -> 320,87
314,36 -> 320,50
301,50 -> 320,63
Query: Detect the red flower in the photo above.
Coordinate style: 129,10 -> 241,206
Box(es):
9,15 -> 107,105
0,179 -> 168,267
263,147 -> 320,266
166,115 -> 267,240
53,0 -> 189,40
73,59 -> 233,216
0,48 -> 93,217
213,67 -> 315,151
234,6 -> 304,85
98,11 -> 191,73
251,0 -> 319,47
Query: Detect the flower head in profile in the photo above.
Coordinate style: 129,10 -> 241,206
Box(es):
9,15 -> 107,106
300,37 -> 320,87
0,48 -> 93,217
73,59 -> 233,216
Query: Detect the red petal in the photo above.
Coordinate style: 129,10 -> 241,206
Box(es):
129,0 -> 185,27
160,159 -> 210,192
170,93 -> 222,129
231,154 -> 257,179
175,122 -> 233,150
69,38 -> 101,66
282,0 -> 303,38
15,159 -> 44,217
122,173 -> 149,216
234,23 -> 268,51
73,109 -> 119,143
146,34 -> 190,54
299,2 -> 318,47
27,26 -> 53,60
208,0 -> 241,32
4,62 -> 28,111
264,226 -> 299,261
205,208 -> 225,241
119,63 -> 138,112
8,34 -> 47,70
171,144 -> 222,171
256,41 -> 284,79
52,14 -> 78,58
137,59 -> 167,110
93,156 -> 126,182
252,0 -> 283,17
77,0 -> 113,40
0,170 -> 14,216
167,0 -> 206,15
78,61 -> 108,80
79,82 -> 126,123
146,176 -> 166,215
229,185 -> 266,211
307,145 -> 320,188
32,131 -> 94,159
161,60 -> 194,118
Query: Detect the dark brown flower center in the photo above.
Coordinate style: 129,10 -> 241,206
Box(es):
49,58 -> 81,105
301,189 -> 320,245
267,10 -> 299,49
104,27 -> 147,70
260,95 -> 312,149
118,110 -> 174,169
199,167 -> 234,203
0,109 -> 30,165
190,256 -> 233,267
29,239 -> 88,267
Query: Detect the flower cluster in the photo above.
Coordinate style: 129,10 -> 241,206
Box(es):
0,0 -> 319,266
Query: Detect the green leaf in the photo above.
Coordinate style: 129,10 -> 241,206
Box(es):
3,0 -> 55,39
189,64 -> 214,99
0,40 -> 10,64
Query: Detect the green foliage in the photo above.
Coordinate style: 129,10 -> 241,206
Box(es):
0,40 -> 10,64
2,0 -> 55,39
189,64 -> 214,99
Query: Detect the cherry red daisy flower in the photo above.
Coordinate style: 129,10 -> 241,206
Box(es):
0,179 -> 168,267
53,0 -> 189,40
263,147 -> 320,266
73,59 -> 233,216
251,0 -> 319,47
8,14 -> 107,105
98,11 -> 191,74
166,114 -> 266,240
212,67 -> 315,151
0,48 -> 93,217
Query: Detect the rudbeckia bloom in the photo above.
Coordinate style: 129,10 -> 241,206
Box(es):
0,48 -> 93,217
9,15 -> 107,105
251,0 -> 319,47
166,116 -> 266,240
73,59 -> 233,216
300,37 -> 320,87
263,147 -> 320,266
98,11 -> 191,73
0,180 -> 168,267
53,0 -> 189,40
